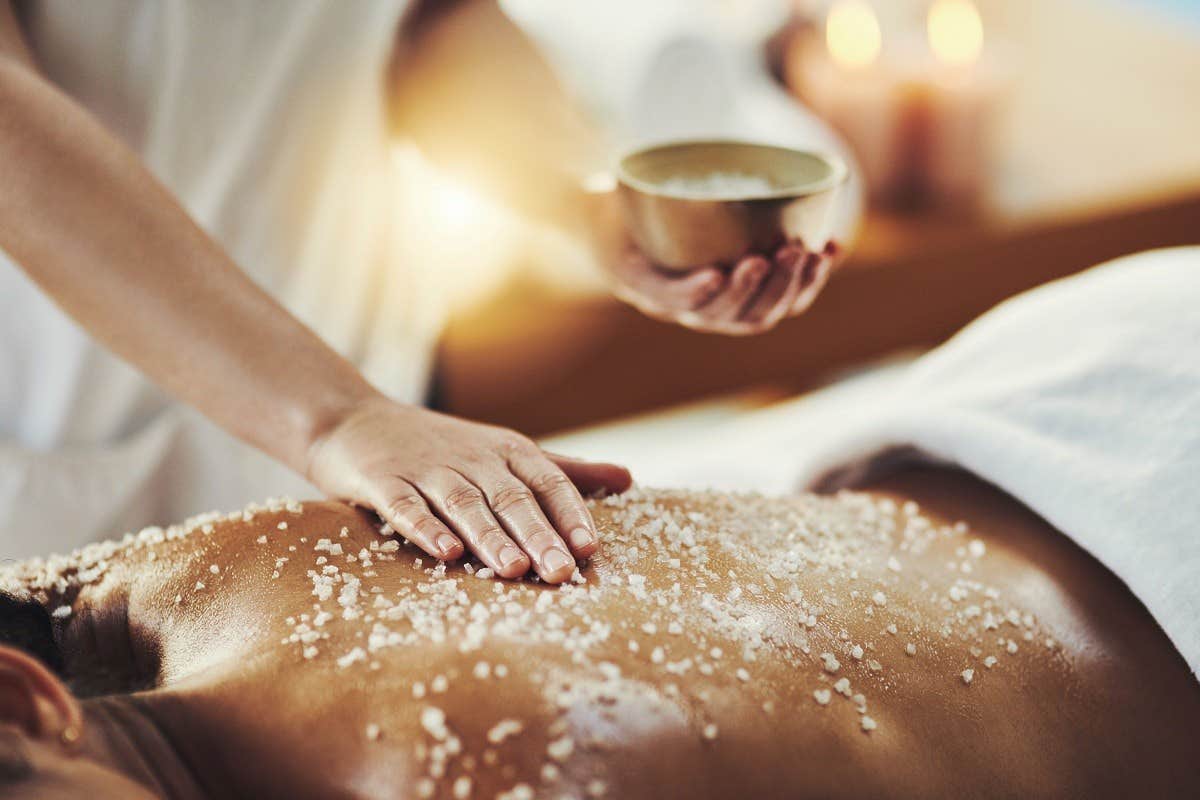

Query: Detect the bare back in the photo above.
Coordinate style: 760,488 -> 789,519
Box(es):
5,470 -> 1198,799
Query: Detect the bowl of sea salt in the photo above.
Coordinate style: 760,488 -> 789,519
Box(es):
615,140 -> 847,271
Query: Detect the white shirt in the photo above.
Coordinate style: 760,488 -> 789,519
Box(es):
2,1 -> 438,556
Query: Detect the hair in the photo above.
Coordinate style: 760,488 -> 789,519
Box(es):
0,593 -> 58,787
0,592 -> 64,678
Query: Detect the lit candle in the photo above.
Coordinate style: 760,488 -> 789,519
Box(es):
787,0 -> 1009,211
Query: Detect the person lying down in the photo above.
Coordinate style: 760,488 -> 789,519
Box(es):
1,469 -> 1197,799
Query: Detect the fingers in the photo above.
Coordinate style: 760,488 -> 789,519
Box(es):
611,252 -> 725,317
738,243 -> 836,326
478,465 -> 580,584
367,477 -> 464,562
789,251 -> 833,316
508,453 -> 603,563
739,244 -> 805,328
691,256 -> 771,331
544,451 -> 633,496
611,240 -> 837,333
425,470 -> 531,579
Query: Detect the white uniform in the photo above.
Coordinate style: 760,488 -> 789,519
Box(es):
2,1 -> 438,557
1,0 -> 856,557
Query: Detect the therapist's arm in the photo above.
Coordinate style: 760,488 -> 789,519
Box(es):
0,3 -> 628,583
394,0 -> 830,335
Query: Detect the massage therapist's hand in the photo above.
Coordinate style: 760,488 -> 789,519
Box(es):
306,398 -> 631,583
609,240 -> 838,336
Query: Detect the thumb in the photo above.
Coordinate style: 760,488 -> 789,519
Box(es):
610,252 -> 725,314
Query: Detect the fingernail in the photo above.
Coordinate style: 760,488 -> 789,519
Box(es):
437,533 -> 461,558
568,527 -> 596,550
499,544 -> 526,570
542,549 -> 573,575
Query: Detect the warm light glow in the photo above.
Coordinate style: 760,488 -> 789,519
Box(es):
927,0 -> 984,68
431,173 -> 489,230
387,142 -> 600,317
826,0 -> 882,70
389,143 -> 518,313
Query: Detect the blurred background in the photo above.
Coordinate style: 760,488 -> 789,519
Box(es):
392,0 -> 1200,442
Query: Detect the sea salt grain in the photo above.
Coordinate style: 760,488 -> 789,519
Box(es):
452,776 -> 472,799
820,652 -> 841,673
861,715 -> 877,732
365,723 -> 381,741
546,736 -> 575,762
503,786 -> 535,800
702,723 -> 719,740
487,719 -> 524,744
813,688 -> 832,706
420,707 -> 449,740
961,668 -> 975,685
336,647 -> 366,669
657,171 -> 777,199
905,643 -> 917,656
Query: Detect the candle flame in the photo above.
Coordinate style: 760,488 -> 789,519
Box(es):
927,0 -> 983,67
826,1 -> 882,70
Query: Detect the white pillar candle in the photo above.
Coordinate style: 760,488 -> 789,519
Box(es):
787,0 -> 1010,211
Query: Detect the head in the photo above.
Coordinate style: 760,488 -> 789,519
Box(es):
0,593 -> 160,798
0,644 -> 159,798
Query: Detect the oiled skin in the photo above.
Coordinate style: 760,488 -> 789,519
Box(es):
39,468 -> 1200,798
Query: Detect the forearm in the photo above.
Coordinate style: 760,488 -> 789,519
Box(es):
392,0 -> 603,234
0,52 -> 380,474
